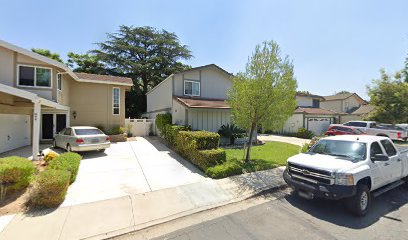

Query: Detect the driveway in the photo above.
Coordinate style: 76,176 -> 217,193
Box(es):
62,137 -> 205,206
258,134 -> 311,146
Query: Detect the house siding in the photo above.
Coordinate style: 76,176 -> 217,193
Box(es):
188,108 -> 231,132
320,100 -> 342,113
146,76 -> 173,115
0,46 -> 15,87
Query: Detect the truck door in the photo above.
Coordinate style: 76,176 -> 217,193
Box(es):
380,139 -> 403,182
369,142 -> 388,189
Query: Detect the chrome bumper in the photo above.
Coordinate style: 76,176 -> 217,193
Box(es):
71,142 -> 110,152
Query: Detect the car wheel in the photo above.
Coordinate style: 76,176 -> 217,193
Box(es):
347,184 -> 371,216
66,144 -> 72,152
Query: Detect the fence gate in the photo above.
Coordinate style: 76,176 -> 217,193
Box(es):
125,118 -> 156,137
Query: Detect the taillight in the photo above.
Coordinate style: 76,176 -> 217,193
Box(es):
106,136 -> 110,141
76,138 -> 84,144
397,132 -> 402,139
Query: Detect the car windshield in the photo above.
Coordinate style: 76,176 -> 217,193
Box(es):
74,128 -> 104,135
309,140 -> 367,161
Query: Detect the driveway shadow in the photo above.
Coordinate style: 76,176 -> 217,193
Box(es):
283,186 -> 408,229
143,136 -> 205,177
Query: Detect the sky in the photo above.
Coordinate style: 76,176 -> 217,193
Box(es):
1,0 -> 407,99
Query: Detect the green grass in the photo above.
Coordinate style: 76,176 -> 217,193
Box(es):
206,142 -> 300,179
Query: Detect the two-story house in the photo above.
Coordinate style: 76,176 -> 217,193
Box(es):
145,64 -> 232,132
0,40 -> 133,158
321,92 -> 367,114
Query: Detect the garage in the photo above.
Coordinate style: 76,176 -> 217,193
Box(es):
0,114 -> 31,153
306,117 -> 331,135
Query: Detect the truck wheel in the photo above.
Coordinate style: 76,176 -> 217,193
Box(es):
347,184 -> 371,217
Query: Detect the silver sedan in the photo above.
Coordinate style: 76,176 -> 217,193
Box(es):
53,126 -> 110,152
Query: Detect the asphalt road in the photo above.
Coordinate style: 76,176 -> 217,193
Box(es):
135,186 -> 408,240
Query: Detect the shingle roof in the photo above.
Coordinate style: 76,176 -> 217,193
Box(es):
351,104 -> 375,115
174,96 -> 231,109
323,93 -> 355,101
75,73 -> 133,85
294,107 -> 339,115
296,92 -> 324,99
174,64 -> 233,76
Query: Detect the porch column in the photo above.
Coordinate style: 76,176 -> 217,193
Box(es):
32,100 -> 41,160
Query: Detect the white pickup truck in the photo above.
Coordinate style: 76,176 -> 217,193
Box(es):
283,135 -> 408,216
343,121 -> 408,141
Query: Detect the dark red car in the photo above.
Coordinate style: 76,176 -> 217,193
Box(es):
325,125 -> 366,136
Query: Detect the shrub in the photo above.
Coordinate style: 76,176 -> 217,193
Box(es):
43,150 -> 60,164
295,128 -> 315,139
0,156 -> 35,192
48,152 -> 82,184
218,124 -> 246,145
300,136 -> 321,153
29,169 -> 71,208
162,125 -> 191,146
105,125 -> 125,135
206,159 -> 242,179
156,113 -> 172,134
176,131 -> 220,150
195,149 -> 226,171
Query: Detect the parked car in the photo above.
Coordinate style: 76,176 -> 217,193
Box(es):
325,125 -> 365,136
343,121 -> 407,141
283,135 -> 408,216
53,126 -> 110,152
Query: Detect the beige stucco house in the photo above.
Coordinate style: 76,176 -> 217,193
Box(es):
145,64 -> 232,132
0,40 -> 133,158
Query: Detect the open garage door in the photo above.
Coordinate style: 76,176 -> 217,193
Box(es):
307,118 -> 331,135
0,114 -> 31,153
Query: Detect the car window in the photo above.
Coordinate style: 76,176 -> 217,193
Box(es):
75,128 -> 104,135
59,128 -> 67,134
345,128 -> 353,133
354,129 -> 364,134
64,128 -> 72,136
309,140 -> 367,161
380,140 -> 397,156
370,123 -> 376,128
370,142 -> 383,157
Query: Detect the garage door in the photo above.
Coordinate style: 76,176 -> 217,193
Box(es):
0,114 -> 31,153
307,118 -> 331,135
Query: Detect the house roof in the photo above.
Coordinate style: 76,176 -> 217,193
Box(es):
351,104 -> 375,115
296,92 -> 324,99
323,92 -> 367,104
174,96 -> 231,109
75,73 -> 133,86
294,107 -> 339,115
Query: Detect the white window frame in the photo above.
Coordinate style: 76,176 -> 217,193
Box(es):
17,64 -> 53,89
184,80 -> 200,96
57,73 -> 62,91
112,87 -> 120,115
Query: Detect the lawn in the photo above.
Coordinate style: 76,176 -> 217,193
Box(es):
206,141 -> 300,179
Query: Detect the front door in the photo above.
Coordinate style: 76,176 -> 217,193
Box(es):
56,114 -> 67,134
42,114 -> 54,139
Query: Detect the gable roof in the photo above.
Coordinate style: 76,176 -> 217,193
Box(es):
351,104 -> 375,115
0,39 -> 133,86
174,96 -> 230,109
75,73 -> 133,86
294,107 -> 339,115
323,92 -> 366,104
296,92 -> 324,99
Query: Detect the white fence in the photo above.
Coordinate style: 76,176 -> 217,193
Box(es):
125,118 -> 156,137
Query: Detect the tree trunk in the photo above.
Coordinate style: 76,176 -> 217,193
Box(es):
245,122 -> 256,163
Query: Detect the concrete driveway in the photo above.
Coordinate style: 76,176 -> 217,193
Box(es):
258,134 -> 311,146
62,137 -> 205,206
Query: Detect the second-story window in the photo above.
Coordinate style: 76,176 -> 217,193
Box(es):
184,80 -> 200,96
57,74 -> 62,91
312,99 -> 320,108
18,65 -> 52,88
112,87 -> 120,115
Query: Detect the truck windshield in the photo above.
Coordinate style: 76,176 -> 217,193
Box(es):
309,140 -> 367,161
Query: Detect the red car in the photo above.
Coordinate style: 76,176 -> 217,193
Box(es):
325,125 -> 366,136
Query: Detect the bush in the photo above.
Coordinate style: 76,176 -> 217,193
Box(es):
176,131 -> 220,150
300,136 -> 321,153
105,125 -> 125,135
295,128 -> 315,139
218,124 -> 246,145
0,156 -> 35,191
29,169 -> 71,208
48,152 -> 82,184
156,113 -> 172,134
43,150 -> 60,164
194,149 -> 226,171
161,125 -> 191,146
206,159 -> 242,179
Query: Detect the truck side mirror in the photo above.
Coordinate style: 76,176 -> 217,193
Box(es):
371,154 -> 389,162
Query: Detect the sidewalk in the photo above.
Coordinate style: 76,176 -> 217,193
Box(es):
0,167 -> 287,240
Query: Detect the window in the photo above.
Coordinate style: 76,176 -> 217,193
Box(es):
57,74 -> 62,91
113,87 -> 120,115
75,128 -> 104,135
370,142 -> 383,158
18,65 -> 52,87
344,122 -> 367,127
184,81 -> 200,96
312,99 -> 320,108
380,140 -> 397,156
64,128 -> 72,136
309,140 -> 367,161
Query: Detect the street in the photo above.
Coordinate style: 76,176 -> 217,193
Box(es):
114,186 -> 408,240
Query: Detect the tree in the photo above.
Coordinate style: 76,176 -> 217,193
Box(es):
367,69 -> 408,124
337,90 -> 351,94
31,48 -> 63,63
91,25 -> 192,117
228,40 -> 297,162
67,52 -> 108,74
403,51 -> 408,83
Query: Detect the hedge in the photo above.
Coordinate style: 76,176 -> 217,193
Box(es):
206,159 -> 242,179
163,125 -> 191,146
29,169 -> 71,208
176,131 -> 220,150
156,113 -> 172,133
0,156 -> 35,192
48,152 -> 82,184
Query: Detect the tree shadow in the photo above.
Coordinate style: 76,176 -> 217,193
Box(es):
283,186 -> 408,229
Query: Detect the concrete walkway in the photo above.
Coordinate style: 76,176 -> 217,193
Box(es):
0,167 -> 286,240
258,134 -> 311,146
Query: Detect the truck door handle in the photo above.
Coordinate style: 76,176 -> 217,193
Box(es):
384,163 -> 390,166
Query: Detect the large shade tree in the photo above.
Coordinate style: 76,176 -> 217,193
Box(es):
228,40 -> 297,162
31,48 -> 63,63
91,26 -> 192,117
67,52 -> 108,75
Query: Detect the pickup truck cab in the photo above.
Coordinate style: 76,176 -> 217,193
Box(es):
343,121 -> 407,141
283,135 -> 408,216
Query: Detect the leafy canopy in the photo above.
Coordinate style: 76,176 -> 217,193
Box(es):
367,69 -> 408,124
67,52 -> 108,74
31,48 -> 63,63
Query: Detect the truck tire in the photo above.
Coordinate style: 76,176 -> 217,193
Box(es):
346,184 -> 371,217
